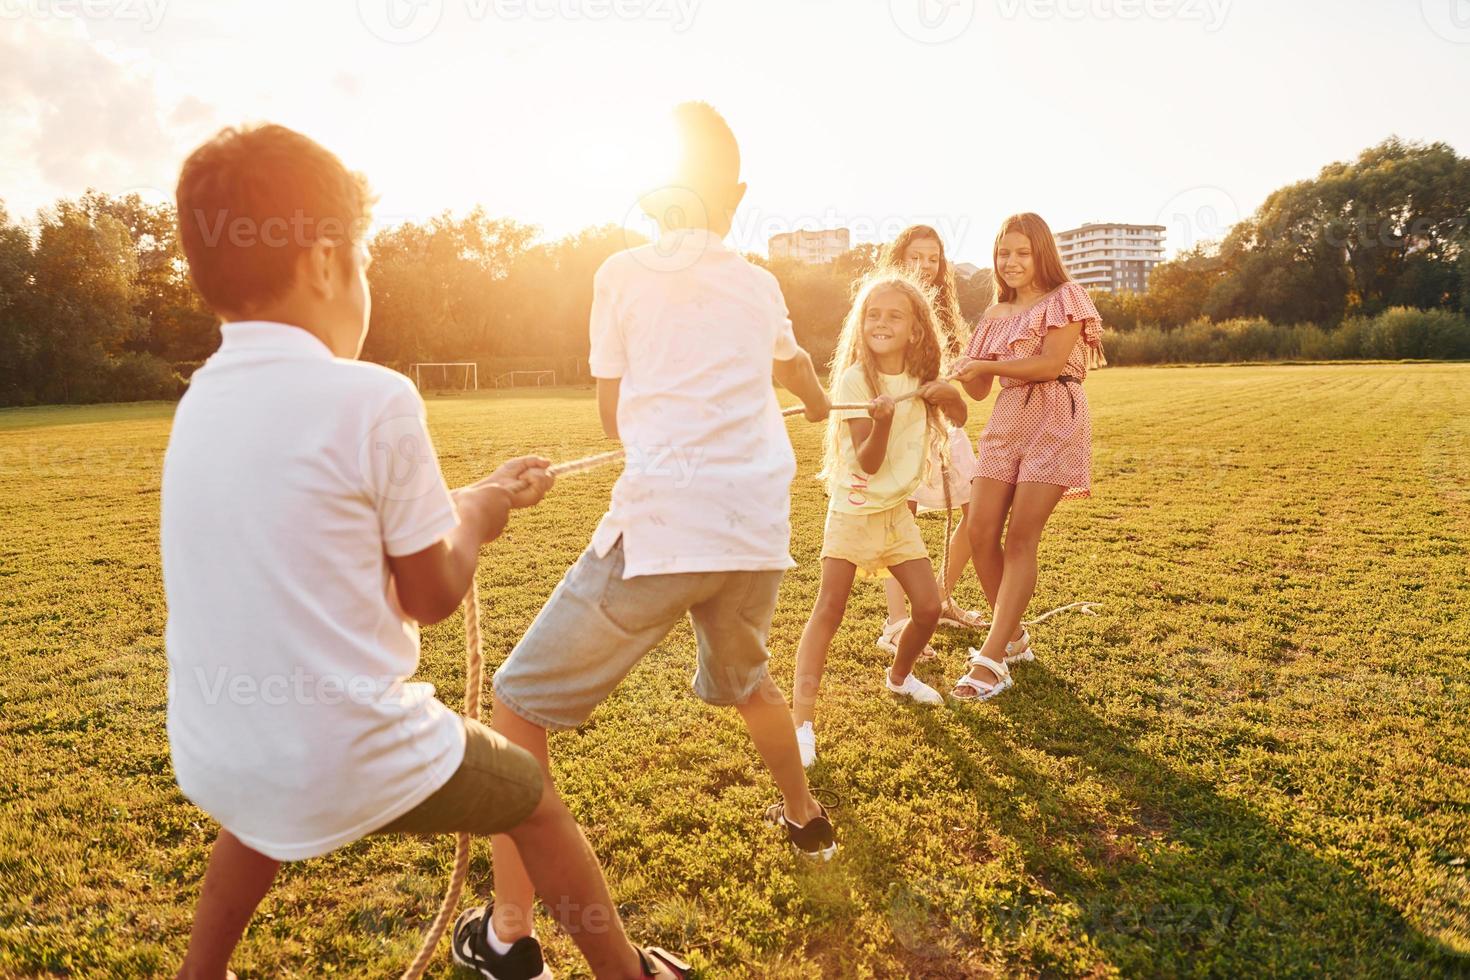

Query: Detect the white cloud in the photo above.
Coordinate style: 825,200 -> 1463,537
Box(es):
0,14 -> 214,219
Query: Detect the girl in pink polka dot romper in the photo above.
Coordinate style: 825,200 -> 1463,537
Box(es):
949,212 -> 1105,701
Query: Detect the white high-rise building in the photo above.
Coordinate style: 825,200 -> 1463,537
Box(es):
769,228 -> 851,264
1057,223 -> 1166,293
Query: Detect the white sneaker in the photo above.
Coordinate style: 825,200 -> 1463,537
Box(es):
795,721 -> 816,768
884,670 -> 944,706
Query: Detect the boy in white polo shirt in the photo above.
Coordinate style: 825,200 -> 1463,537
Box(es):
485,102 -> 838,963
164,124 -> 690,980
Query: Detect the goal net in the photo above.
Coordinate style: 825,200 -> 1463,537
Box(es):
411,362 -> 478,392
494,370 -> 556,388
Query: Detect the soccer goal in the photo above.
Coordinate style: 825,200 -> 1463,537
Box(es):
493,370 -> 556,388
411,362 -> 478,392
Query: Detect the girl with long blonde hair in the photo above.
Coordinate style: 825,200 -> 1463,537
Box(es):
873,226 -> 987,662
790,271 -> 968,767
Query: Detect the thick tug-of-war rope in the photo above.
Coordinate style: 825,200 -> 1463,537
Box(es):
401,584 -> 484,980
402,386 -> 1098,977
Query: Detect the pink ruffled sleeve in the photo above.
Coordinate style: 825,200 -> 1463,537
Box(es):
1032,282 -> 1106,369
964,318 -> 1000,360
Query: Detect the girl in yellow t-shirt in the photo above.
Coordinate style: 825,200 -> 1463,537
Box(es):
790,272 -> 968,768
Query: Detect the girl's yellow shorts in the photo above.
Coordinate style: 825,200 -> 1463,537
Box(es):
820,505 -> 929,577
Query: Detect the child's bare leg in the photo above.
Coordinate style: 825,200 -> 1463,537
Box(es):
791,558 -> 858,728
967,478 -> 1023,643
175,830 -> 280,980
943,504 -> 973,598
736,674 -> 822,824
882,575 -> 908,626
882,501 -> 920,625
962,482 -> 1065,687
490,698 -> 642,979
886,558 -> 942,682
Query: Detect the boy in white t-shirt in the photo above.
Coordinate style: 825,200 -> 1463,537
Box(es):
486,102 -> 838,963
164,124 -> 689,980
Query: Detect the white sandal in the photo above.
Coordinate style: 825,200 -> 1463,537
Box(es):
952,651 -> 1013,702
937,600 -> 987,629
876,618 -> 937,660
1003,628 -> 1035,665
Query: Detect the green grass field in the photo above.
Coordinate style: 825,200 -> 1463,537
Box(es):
3,364 -> 1469,978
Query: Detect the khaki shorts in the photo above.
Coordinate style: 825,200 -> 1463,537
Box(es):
372,718 -> 543,837
493,538 -> 785,732
820,505 -> 929,577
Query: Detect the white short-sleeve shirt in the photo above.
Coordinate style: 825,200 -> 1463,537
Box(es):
588,229 -> 801,578
161,321 -> 464,861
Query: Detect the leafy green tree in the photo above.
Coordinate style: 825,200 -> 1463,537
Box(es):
77,190 -> 217,362
0,202 -> 37,404
1198,138 -> 1469,325
1141,244 -> 1224,328
26,202 -> 141,403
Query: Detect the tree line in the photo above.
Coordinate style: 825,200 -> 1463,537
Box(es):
0,136 -> 1466,406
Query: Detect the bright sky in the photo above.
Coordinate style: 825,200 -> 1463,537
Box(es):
2,0 -> 1466,264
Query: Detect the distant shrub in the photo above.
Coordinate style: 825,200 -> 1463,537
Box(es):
1105,308 -> 1470,365
97,353 -> 186,403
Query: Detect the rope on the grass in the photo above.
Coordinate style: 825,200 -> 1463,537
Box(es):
400,585 -> 483,980
1023,601 -> 1103,626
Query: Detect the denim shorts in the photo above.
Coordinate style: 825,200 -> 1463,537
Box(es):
492,538 -> 785,731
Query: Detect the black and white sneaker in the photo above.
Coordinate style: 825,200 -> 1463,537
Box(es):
763,801 -> 837,861
451,904 -> 553,980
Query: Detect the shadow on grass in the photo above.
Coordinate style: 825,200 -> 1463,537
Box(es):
864,663 -> 1470,978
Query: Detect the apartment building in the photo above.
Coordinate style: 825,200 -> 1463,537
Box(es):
769,227 -> 851,264
1056,223 -> 1166,293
